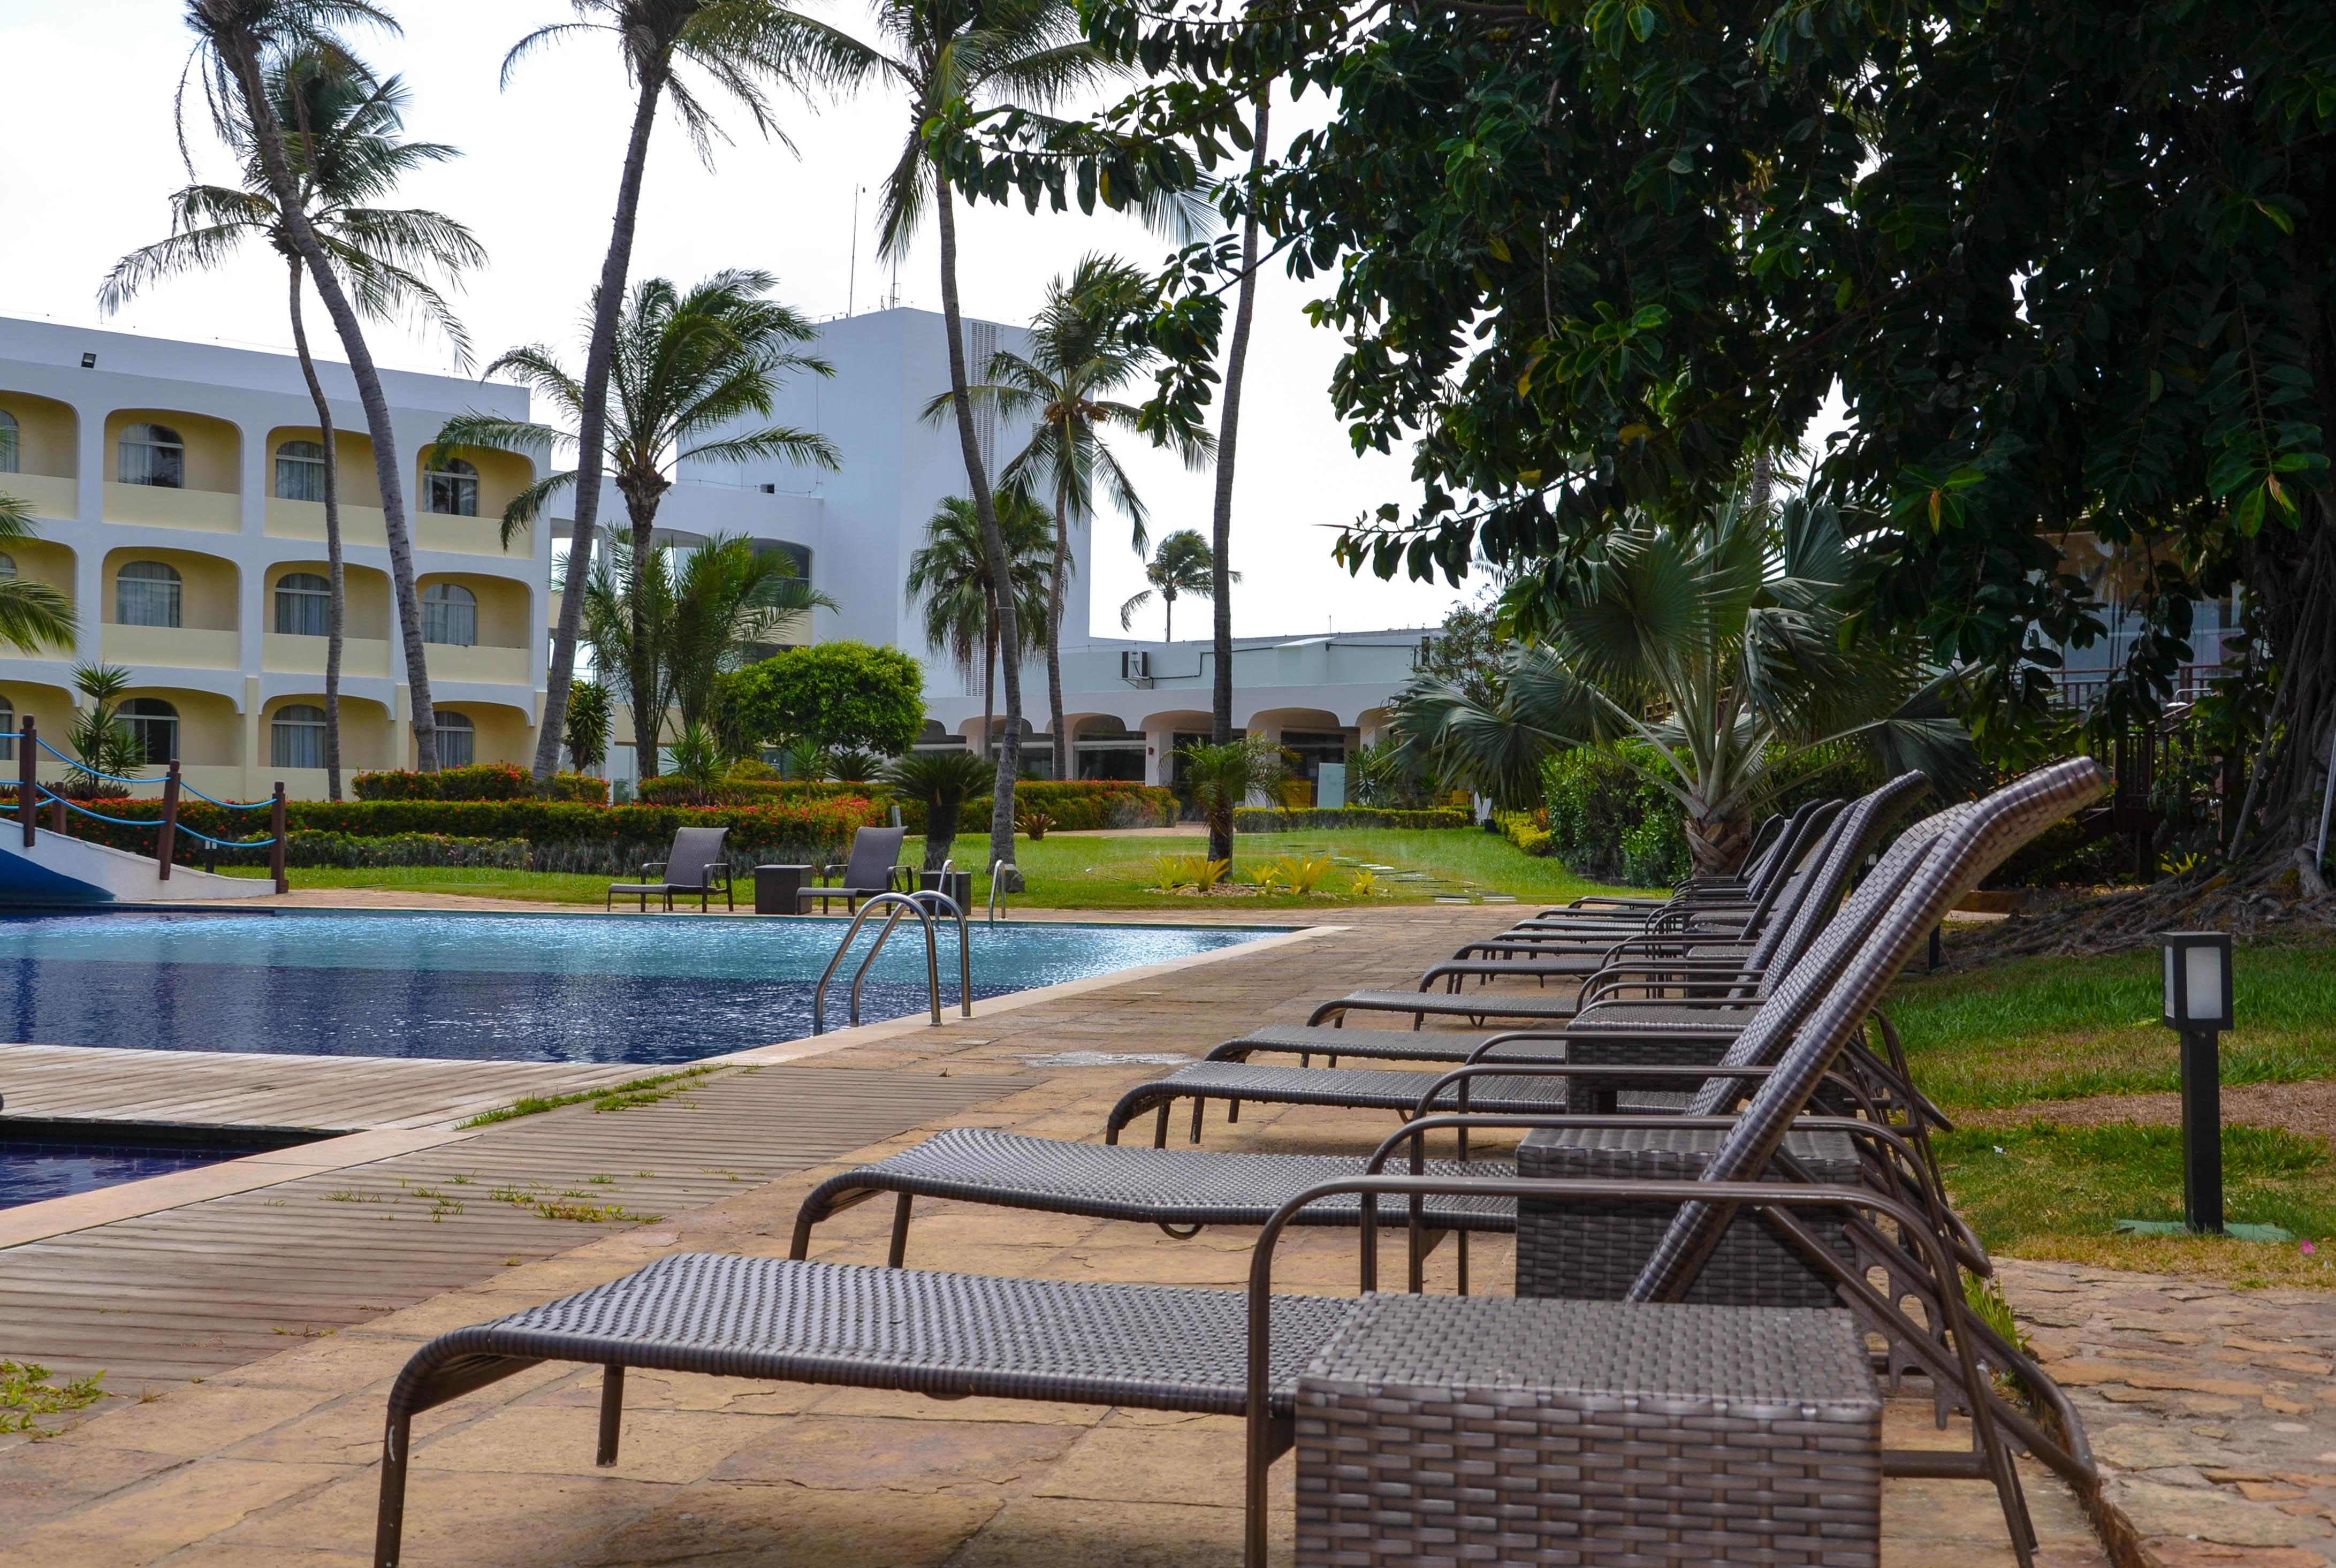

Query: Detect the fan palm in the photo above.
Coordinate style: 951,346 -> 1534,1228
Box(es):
500,0 -> 872,781
929,254 -> 1212,779
436,268 -> 836,774
1120,528 -> 1229,643
104,46 -> 480,798
578,533 -> 836,771
906,491 -> 1054,760
0,496 -> 79,656
1391,496 -> 1977,873
179,0 -> 457,768
1180,734 -> 1284,871
881,748 -> 992,870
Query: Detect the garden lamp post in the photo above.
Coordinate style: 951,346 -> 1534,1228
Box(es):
2160,931 -> 2234,1234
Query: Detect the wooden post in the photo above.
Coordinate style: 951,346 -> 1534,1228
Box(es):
19,717 -> 34,847
270,782 -> 288,894
157,759 -> 181,880
52,794 -> 66,836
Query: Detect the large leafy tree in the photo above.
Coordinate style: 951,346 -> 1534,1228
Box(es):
905,490 -> 1055,759
180,0 -> 455,768
933,253 -> 1211,779
104,47 -> 480,798
501,0 -> 865,782
436,268 -> 836,775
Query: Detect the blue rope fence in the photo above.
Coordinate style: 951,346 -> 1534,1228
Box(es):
16,726 -> 286,879
29,736 -> 271,808
29,789 -> 279,848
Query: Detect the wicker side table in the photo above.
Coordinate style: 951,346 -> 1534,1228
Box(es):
1295,1294 -> 1881,1568
1516,1125 -> 1863,1307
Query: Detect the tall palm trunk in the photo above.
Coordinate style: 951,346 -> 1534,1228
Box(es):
982,618 -> 996,760
1047,486 -> 1068,782
1206,93 -> 1269,865
285,258 -> 345,798
222,33 -> 437,768
536,68 -> 666,783
620,483 -> 666,777
1163,587 -> 1174,643
937,187 -> 1024,882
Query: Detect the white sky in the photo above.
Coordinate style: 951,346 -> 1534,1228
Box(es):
0,0 -> 1468,641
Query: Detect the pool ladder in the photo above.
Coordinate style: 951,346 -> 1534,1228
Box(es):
810,887 -> 974,1034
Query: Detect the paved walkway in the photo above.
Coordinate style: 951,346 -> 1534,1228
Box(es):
0,902 -> 2117,1566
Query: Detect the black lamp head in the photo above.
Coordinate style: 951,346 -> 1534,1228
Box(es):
2160,931 -> 2234,1033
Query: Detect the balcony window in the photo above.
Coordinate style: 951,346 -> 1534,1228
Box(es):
116,560 -> 183,627
436,709 -> 474,767
0,552 -> 14,579
421,581 -> 476,646
0,695 -> 13,761
271,703 -> 326,769
275,572 -> 331,636
118,423 -> 186,489
275,439 -> 329,501
424,456 -> 478,516
119,697 -> 178,766
0,409 -> 17,474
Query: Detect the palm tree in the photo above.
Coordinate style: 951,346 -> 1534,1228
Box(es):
1211,93 -> 1268,745
103,47 -> 480,799
929,254 -> 1211,779
1181,734 -> 1283,873
852,0 -> 1117,878
181,0 -> 456,770
501,0 -> 868,783
1121,528 -> 1229,643
579,534 -> 834,771
1391,495 -> 1977,873
0,496 -> 79,656
436,268 -> 836,776
906,490 -> 1053,759
882,748 -> 992,870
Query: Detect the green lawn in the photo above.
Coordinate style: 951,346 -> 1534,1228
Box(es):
231,827 -> 1633,911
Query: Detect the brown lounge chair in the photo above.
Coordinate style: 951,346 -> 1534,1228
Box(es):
606,825 -> 734,912
799,825 -> 911,913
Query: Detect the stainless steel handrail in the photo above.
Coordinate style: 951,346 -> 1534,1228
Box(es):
812,892 -> 941,1034
904,887 -> 974,1016
987,859 -> 1009,925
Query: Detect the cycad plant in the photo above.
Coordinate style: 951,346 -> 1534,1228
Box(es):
882,748 -> 992,871
1121,528 -> 1229,643
438,269 -> 837,774
0,497 -> 79,656
1392,496 -> 1976,874
1178,734 -> 1285,872
904,491 -> 1054,760
67,664 -> 144,793
932,255 -> 1212,779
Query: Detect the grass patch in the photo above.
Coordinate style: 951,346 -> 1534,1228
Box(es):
1887,943 -> 2336,1109
0,1361 -> 106,1435
220,863 -> 619,903
459,1064 -> 725,1128
1936,1121 -> 2336,1286
486,1182 -> 663,1224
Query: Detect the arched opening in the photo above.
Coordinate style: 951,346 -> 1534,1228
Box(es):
119,697 -> 179,766
424,456 -> 478,516
274,438 -> 329,501
271,703 -> 328,770
0,408 -> 17,475
117,422 -> 186,489
0,692 -> 13,760
435,709 -> 475,767
0,552 -> 16,580
421,581 -> 476,645
274,571 -> 331,636
115,560 -> 184,627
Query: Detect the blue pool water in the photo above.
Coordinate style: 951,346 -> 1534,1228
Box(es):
0,911 -> 1274,1064
0,1138 -> 248,1208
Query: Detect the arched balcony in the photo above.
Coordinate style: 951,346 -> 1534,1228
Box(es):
412,701 -> 530,770
260,561 -> 395,679
0,391 -> 79,523
102,409 -> 240,531
0,537 -> 77,659
413,573 -> 531,687
414,443 -> 535,557
100,547 -> 239,671
262,425 -> 389,550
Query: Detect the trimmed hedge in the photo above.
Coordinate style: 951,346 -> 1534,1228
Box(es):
64,795 -> 884,876
200,832 -> 532,869
1232,806 -> 1474,832
633,776 -> 880,808
896,780 -> 1176,834
351,764 -> 610,802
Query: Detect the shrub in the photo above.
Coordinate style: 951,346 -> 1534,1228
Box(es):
1231,806 -> 1473,832
726,642 -> 925,756
1541,745 -> 1690,887
543,772 -> 611,802
634,775 -> 884,808
1492,808 -> 1554,857
353,763 -> 533,802
893,780 -> 1176,834
1151,854 -> 1229,892
270,832 -> 531,869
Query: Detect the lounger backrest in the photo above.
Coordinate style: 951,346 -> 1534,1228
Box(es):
1736,813 -> 1787,882
1741,798 -> 1825,896
1753,772 -> 1931,979
1730,798 -> 1843,935
667,826 -> 731,887
1627,757 -> 2109,1305
842,825 -> 909,887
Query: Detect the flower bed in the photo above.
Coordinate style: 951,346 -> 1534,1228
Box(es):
895,780 -> 1177,834
351,764 -> 609,802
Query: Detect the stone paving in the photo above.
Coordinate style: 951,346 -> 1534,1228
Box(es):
0,899 -> 2163,1567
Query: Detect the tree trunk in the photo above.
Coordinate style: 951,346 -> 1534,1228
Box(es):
223,33 -> 436,769
286,259 -> 344,800
2235,497 -> 2336,861
1047,492 -> 1068,783
1683,812 -> 1751,879
937,186 -> 1023,887
1163,585 -> 1174,643
535,69 -> 666,783
1210,91 -> 1269,776
982,618 -> 995,761
621,479 -> 667,778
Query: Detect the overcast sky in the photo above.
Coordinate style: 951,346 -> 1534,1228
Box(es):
0,0 -> 1472,641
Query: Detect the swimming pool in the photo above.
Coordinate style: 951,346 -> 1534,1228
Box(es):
0,1121 -> 319,1208
0,910 -> 1274,1064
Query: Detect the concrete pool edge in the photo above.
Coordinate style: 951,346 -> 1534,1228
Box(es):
0,921 -> 1341,1248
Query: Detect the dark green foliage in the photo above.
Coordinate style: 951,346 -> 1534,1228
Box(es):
201,831 -> 532,870
883,749 -> 994,870
1232,806 -> 1473,832
563,679 -> 612,773
353,763 -> 536,801
726,642 -> 926,757
893,780 -> 1178,834
1541,744 -> 1690,887
631,777 -> 872,807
